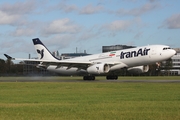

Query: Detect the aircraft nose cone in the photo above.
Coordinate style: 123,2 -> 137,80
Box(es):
172,49 -> 176,55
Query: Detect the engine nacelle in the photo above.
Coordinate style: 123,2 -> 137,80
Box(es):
87,63 -> 110,74
127,65 -> 149,74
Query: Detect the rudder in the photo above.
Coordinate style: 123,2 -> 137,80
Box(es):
33,38 -> 59,61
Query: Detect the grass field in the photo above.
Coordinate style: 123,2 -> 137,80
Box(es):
0,76 -> 180,120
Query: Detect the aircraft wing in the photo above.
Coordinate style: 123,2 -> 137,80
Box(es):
4,54 -> 91,68
4,54 -> 124,70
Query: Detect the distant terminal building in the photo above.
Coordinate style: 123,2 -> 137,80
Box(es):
169,48 -> 180,75
102,45 -> 136,53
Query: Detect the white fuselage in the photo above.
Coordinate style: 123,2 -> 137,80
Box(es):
46,45 -> 176,75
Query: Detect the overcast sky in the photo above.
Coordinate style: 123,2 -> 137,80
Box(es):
0,0 -> 180,59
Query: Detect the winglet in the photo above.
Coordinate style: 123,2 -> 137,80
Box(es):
4,54 -> 14,60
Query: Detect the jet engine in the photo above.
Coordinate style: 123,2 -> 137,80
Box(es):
87,63 -> 110,74
127,65 -> 149,74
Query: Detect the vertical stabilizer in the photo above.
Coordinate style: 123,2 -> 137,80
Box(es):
33,38 -> 59,61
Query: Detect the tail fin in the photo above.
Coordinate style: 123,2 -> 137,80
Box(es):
33,38 -> 59,61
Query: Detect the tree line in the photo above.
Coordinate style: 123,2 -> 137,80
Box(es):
0,58 -> 23,76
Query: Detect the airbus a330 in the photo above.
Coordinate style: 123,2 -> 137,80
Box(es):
4,38 -> 176,80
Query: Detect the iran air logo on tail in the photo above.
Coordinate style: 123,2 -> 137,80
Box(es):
109,52 -> 116,56
37,49 -> 44,59
120,48 -> 150,59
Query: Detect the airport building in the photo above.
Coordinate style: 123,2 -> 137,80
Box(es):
163,48 -> 180,75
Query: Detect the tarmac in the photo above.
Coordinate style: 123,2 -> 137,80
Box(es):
0,77 -> 180,83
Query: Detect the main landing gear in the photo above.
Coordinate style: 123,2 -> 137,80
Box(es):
83,75 -> 118,80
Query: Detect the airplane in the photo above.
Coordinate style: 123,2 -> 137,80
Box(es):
4,38 -> 176,80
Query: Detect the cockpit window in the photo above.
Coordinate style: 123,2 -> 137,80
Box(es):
163,47 -> 171,50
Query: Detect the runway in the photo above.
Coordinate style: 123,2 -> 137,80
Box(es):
0,77 -> 180,83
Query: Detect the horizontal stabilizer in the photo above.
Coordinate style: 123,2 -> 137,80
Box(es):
4,54 -> 14,60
